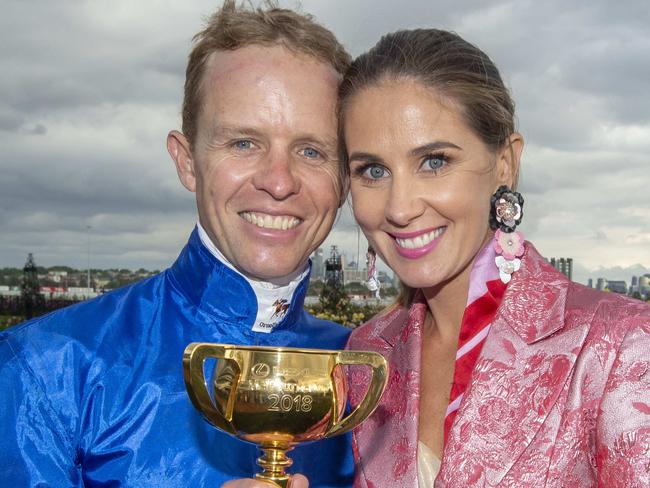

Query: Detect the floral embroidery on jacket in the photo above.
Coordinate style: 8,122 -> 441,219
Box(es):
348,243 -> 650,487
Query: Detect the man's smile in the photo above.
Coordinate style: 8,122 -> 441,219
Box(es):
240,211 -> 302,230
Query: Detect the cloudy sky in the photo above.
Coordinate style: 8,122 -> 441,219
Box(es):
1,0 -> 648,285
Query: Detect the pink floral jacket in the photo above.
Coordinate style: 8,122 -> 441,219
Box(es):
347,244 -> 650,487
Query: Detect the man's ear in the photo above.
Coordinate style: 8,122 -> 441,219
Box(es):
167,130 -> 197,192
496,132 -> 524,189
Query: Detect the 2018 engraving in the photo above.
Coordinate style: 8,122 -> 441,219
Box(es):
267,393 -> 313,412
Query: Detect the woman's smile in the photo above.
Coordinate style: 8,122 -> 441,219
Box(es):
389,226 -> 447,258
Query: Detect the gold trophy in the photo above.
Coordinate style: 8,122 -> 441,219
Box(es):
183,343 -> 388,487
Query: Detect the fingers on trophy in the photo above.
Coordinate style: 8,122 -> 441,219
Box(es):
183,343 -> 388,488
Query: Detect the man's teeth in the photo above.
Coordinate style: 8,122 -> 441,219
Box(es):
395,227 -> 445,249
241,212 -> 300,230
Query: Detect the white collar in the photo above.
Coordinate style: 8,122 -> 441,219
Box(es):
196,222 -> 309,333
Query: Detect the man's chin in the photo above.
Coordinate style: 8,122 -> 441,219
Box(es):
237,258 -> 308,285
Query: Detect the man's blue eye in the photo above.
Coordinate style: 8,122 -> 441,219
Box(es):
302,148 -> 321,159
234,140 -> 252,150
424,155 -> 445,171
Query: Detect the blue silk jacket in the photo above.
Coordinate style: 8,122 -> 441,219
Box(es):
0,229 -> 354,487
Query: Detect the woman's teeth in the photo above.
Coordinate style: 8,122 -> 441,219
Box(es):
395,227 -> 445,249
240,212 -> 300,230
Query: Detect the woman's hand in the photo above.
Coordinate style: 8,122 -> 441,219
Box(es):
222,474 -> 309,488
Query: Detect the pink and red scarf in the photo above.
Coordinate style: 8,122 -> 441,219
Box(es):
443,245 -> 508,444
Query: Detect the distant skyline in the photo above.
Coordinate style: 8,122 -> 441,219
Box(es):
1,0 -> 649,285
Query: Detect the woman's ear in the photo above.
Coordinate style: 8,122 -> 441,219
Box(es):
496,132 -> 524,188
167,130 -> 197,192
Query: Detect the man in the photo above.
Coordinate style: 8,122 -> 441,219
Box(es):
0,2 -> 353,486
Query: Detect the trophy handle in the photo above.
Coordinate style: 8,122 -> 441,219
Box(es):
325,351 -> 388,437
182,342 -> 240,435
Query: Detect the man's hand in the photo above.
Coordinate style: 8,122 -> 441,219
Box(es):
222,474 -> 309,488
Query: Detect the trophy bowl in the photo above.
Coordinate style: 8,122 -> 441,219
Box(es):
183,343 -> 388,487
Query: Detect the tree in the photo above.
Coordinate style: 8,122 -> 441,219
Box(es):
318,281 -> 352,317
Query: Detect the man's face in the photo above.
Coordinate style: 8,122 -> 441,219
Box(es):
169,45 -> 342,283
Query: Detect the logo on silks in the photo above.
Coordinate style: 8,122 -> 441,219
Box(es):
271,298 -> 290,321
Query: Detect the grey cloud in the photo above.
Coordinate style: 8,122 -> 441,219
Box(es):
302,0 -> 493,55
0,0 -> 648,286
0,107 -> 25,132
1,1 -> 189,118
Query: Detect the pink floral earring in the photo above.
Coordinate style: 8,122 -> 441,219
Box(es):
490,185 -> 525,284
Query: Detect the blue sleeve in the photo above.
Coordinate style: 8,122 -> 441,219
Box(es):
0,335 -> 82,486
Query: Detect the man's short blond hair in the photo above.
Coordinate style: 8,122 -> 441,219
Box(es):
182,0 -> 351,149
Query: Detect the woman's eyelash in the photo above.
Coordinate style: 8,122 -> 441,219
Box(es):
353,163 -> 370,176
421,152 -> 451,170
353,162 -> 382,176
351,152 -> 451,179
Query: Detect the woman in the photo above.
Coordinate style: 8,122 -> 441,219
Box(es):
340,29 -> 650,487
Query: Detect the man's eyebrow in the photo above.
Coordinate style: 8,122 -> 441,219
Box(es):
208,125 -> 266,140
296,135 -> 338,151
206,126 -> 337,151
409,141 -> 462,157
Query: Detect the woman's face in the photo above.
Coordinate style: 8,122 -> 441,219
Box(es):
345,80 -> 519,290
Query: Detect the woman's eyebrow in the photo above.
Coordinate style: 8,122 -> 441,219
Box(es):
348,151 -> 384,164
409,141 -> 461,157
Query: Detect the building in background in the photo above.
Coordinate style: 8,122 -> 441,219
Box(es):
311,247 -> 325,281
337,253 -> 361,285
596,278 -> 606,291
638,275 -> 650,299
549,257 -> 573,280
605,280 -> 628,294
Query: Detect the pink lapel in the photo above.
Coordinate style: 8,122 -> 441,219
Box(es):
350,299 -> 426,487
437,244 -> 594,486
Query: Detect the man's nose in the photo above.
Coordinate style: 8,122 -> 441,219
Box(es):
252,149 -> 301,200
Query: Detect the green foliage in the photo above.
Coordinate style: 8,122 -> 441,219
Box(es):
0,268 -> 23,287
0,265 -> 159,290
319,282 -> 351,313
104,276 -> 148,290
306,280 -> 324,296
308,281 -> 385,327
0,315 -> 24,331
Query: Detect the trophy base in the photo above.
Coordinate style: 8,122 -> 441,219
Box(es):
256,445 -> 294,488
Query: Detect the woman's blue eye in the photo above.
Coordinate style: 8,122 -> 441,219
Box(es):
423,155 -> 445,171
302,147 -> 321,159
366,165 -> 387,179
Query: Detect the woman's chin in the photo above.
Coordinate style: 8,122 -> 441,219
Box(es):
394,271 -> 444,290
